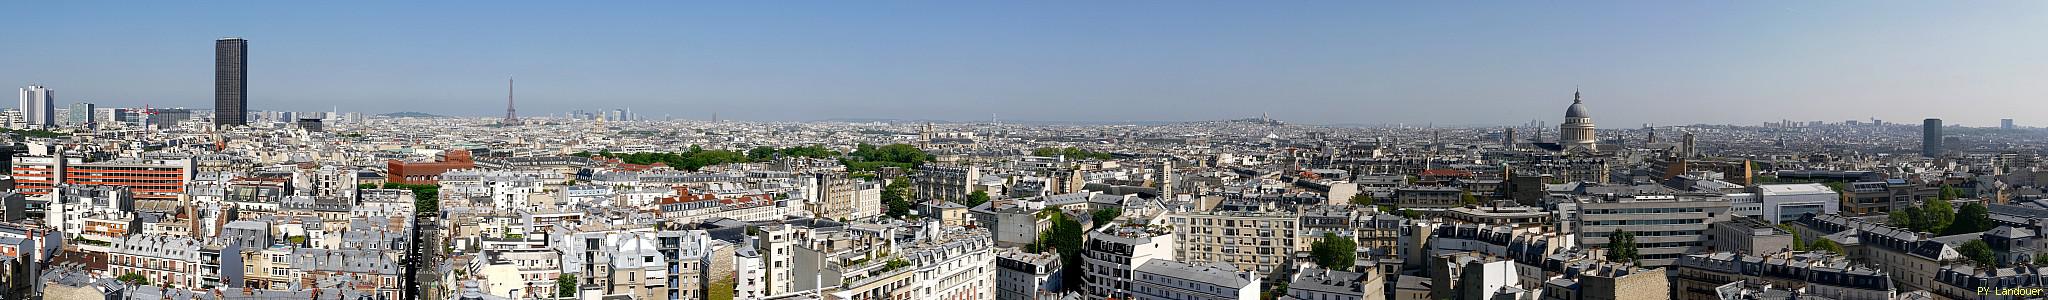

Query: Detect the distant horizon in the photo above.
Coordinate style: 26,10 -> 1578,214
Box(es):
333,111 -> 2025,129
4,2 -> 2043,127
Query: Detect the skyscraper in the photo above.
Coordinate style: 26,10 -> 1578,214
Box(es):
215,38 -> 248,127
68,102 -> 93,127
18,85 -> 53,129
2002,118 -> 2016,130
1922,118 -> 1943,158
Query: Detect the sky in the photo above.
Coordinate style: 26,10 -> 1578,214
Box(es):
1,1 -> 2043,126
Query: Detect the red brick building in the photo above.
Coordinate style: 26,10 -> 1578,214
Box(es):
386,149 -> 473,185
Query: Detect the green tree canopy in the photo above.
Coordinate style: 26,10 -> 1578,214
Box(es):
1947,202 -> 1994,235
1811,238 -> 1845,255
1092,208 -> 1123,229
843,143 -> 931,172
117,273 -> 149,286
381,182 -> 441,216
1032,147 -> 1115,160
1310,232 -> 1358,270
1606,229 -> 1638,262
1037,212 -> 1088,292
1889,207 -> 1923,231
1351,194 -> 1376,206
1941,185 -> 1966,200
961,190 -> 991,208
883,177 -> 913,218
1923,198 -> 1957,233
557,274 -> 578,297
1961,240 -> 1997,267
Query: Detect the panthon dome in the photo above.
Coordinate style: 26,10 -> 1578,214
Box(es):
1564,91 -> 1590,118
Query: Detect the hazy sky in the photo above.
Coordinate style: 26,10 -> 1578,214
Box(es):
2,1 -> 2043,126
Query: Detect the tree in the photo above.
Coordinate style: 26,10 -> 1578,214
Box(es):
383,182 -> 441,215
557,274 -> 578,297
1811,238 -> 1845,255
1940,185 -> 1965,200
1961,240 -> 1997,267
1780,224 -> 1808,251
883,177 -> 913,218
1923,198 -> 1956,233
747,146 -> 778,161
1264,282 -> 1291,300
116,273 -> 149,286
2033,253 -> 2048,266
1889,207 -> 1922,231
1033,147 -> 1114,160
1605,229 -> 1638,262
1460,191 -> 1480,207
1310,232 -> 1358,270
844,143 -> 932,172
1351,194 -> 1376,206
1947,202 -> 1993,235
961,190 -> 991,208
1092,208 -> 1123,229
707,278 -> 736,300
1041,212 -> 1088,292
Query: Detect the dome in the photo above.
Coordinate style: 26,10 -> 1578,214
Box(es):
1564,100 -> 1590,118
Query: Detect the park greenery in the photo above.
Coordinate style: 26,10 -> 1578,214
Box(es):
572,146 -> 752,171
1031,147 -> 1115,160
841,143 -> 932,172
364,182 -> 441,215
747,145 -> 839,161
1887,186 -> 1994,235
1,128 -> 65,138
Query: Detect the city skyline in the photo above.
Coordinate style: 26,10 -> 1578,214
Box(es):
2,1 -> 2044,126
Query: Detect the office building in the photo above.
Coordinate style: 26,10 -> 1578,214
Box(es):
65,103 -> 91,127
17,85 -> 52,129
2003,118 -> 2016,130
1747,183 -> 1839,223
147,108 -> 192,128
215,37 -> 248,127
295,118 -> 322,132
1570,194 -> 1731,267
1922,118 -> 1942,157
